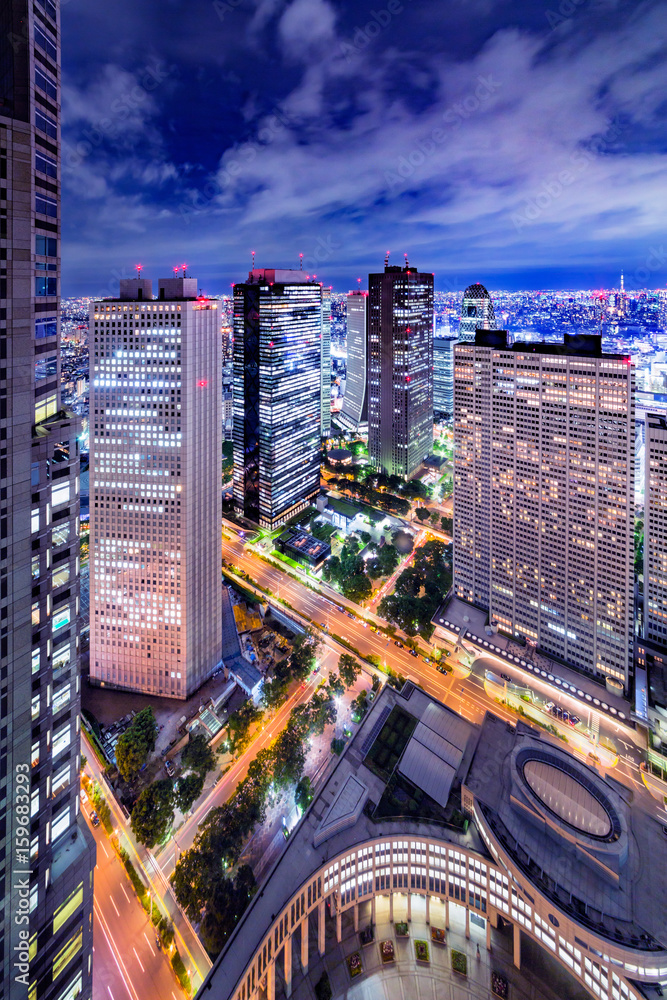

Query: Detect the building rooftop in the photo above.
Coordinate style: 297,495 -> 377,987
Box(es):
278,526 -> 331,561
469,329 -> 630,360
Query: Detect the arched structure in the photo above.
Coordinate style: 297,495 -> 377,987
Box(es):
458,282 -> 496,342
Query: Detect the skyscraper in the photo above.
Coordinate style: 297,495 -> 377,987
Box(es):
233,269 -> 322,529
320,285 -> 331,438
454,331 -> 634,689
433,334 -> 457,418
0,3 -> 95,997
90,276 -> 222,698
341,289 -> 368,431
644,413 -> 667,648
457,282 -> 496,342
368,261 -> 434,478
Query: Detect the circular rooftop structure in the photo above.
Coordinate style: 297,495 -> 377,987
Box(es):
523,759 -> 612,838
517,747 -> 620,842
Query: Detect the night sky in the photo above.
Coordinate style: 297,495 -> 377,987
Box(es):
60,0 -> 667,296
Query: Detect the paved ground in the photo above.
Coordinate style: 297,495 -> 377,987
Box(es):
279,895 -> 589,1000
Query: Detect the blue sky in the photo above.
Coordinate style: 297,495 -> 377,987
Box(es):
60,0 -> 667,295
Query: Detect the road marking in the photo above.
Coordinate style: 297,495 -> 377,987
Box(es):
133,946 -> 145,972
110,895 -> 120,917
143,930 -> 156,956
121,885 -> 131,904
107,988 -> 116,1000
99,840 -> 110,858
94,900 -> 140,1000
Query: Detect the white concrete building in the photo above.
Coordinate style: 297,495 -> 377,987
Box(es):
644,413 -> 667,648
89,276 -> 222,699
454,331 -> 634,689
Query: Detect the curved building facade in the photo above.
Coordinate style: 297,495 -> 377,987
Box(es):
458,282 -> 496,342
203,688 -> 667,1000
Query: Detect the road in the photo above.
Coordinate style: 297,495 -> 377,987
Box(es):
82,734 -> 212,993
220,526 -> 657,812
84,803 -> 181,1000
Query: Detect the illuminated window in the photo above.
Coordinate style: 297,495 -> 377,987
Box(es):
35,394 -> 58,425
52,566 -> 70,590
52,926 -> 82,981
53,884 -> 83,934
52,607 -> 70,632
51,805 -> 71,842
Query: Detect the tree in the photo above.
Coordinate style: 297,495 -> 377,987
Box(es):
171,844 -> 222,920
199,865 -> 257,958
327,672 -> 345,698
440,516 -> 453,534
371,673 -> 381,692
115,729 -> 149,782
182,734 -> 215,775
175,772 -> 205,813
338,653 -> 361,688
342,571 -> 372,604
132,707 -> 158,753
416,507 -> 430,522
131,779 -> 174,848
271,725 -> 306,790
288,630 -> 321,681
295,776 -> 313,812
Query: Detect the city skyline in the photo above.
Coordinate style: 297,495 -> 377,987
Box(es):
58,0 -> 667,295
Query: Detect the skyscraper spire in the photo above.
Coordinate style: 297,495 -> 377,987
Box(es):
621,270 -> 625,293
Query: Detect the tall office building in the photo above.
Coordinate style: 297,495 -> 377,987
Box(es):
341,290 -> 368,431
433,334 -> 457,418
233,269 -> 322,529
320,285 -> 331,438
644,413 -> 667,647
0,3 -> 95,998
89,276 -> 222,699
368,261 -> 434,478
454,331 -> 634,689
457,282 -> 496,342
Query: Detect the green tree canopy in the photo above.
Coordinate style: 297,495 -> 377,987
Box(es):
182,734 -> 215,776
115,707 -> 158,782
416,507 -> 430,522
295,775 -> 313,812
131,779 -> 174,848
338,653 -> 361,688
175,772 -> 205,814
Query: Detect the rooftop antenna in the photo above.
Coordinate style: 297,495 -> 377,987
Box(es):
182,263 -> 187,278
299,253 -> 303,270
173,266 -> 179,277
251,250 -> 255,269
404,253 -> 409,269
384,250 -> 390,267
135,264 -> 143,277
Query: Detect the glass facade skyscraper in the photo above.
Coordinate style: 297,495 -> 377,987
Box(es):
0,2 -> 95,997
458,282 -> 496,342
433,334 -> 457,418
233,270 -> 322,530
368,263 -> 434,478
321,285 -> 331,438
341,290 -> 368,430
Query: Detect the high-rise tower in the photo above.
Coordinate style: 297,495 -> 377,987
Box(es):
457,282 -> 496,342
433,334 -> 457,418
644,413 -> 667,649
0,3 -> 95,998
89,277 -> 222,698
233,269 -> 322,529
453,331 -> 634,689
367,261 -> 434,478
341,290 -> 368,431
321,285 -> 331,438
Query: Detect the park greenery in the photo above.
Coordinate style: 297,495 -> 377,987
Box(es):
170,645 -> 366,956
115,707 -> 158,782
182,733 -> 216,775
378,539 -> 451,639
322,541 -> 373,603
130,779 -> 174,848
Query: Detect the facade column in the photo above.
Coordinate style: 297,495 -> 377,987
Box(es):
353,903 -> 359,931
389,893 -> 394,921
407,892 -> 412,921
284,935 -> 293,998
513,922 -> 521,970
336,909 -> 342,943
371,894 -> 376,923
465,906 -> 470,939
445,898 -> 449,929
318,901 -> 326,956
300,916 -> 309,972
425,893 -> 430,924
265,962 -> 275,1000
486,916 -> 492,952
